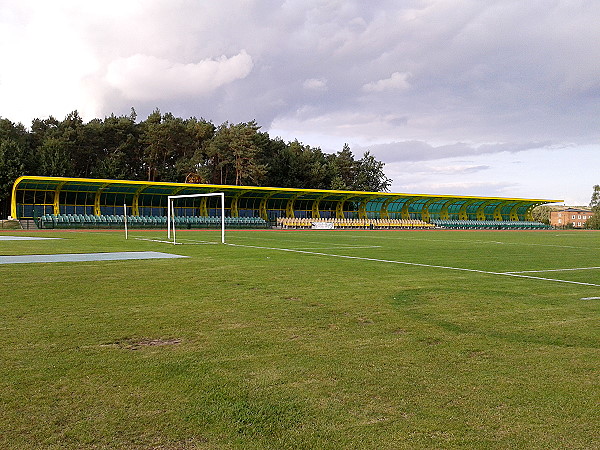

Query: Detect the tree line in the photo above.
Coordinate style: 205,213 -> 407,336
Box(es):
0,109 -> 391,217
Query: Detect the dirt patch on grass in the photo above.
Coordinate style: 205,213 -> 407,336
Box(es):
101,338 -> 182,350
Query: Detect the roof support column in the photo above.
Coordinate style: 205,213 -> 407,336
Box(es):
312,195 -> 326,219
53,181 -> 66,215
439,199 -> 456,220
358,199 -> 368,220
10,182 -> 19,218
94,184 -> 109,216
286,194 -> 300,218
509,202 -> 525,221
525,203 -> 540,222
401,198 -> 419,220
335,195 -> 355,219
199,196 -> 208,216
132,185 -> 148,216
476,201 -> 494,221
420,198 -> 439,222
335,199 -> 345,219
458,202 -> 468,220
231,191 -> 247,218
259,193 -> 276,221
458,199 -> 478,220
379,197 -> 395,219
493,201 -> 510,221
192,188 -> 216,216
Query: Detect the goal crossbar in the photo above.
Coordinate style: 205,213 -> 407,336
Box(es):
167,193 -> 225,244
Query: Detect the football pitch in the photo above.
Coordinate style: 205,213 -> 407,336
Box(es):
1,229 -> 598,448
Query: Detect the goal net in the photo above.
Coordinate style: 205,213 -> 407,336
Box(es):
167,193 -> 225,245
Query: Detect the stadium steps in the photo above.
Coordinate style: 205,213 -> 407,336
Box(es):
19,219 -> 39,230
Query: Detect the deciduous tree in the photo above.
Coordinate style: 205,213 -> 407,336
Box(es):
586,185 -> 600,229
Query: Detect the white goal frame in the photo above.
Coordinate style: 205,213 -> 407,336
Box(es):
167,193 -> 225,244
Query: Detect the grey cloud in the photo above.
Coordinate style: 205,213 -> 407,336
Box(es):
391,180 -> 519,197
4,1 -> 600,146
356,141 -> 555,163
431,165 -> 490,175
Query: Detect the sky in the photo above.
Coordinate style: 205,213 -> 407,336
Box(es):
1,0 -> 599,205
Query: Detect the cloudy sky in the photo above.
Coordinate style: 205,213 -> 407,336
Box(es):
1,0 -> 599,204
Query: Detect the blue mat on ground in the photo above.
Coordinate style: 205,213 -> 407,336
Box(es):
0,236 -> 61,241
0,251 -> 188,264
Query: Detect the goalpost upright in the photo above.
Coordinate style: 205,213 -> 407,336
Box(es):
167,192 -> 225,244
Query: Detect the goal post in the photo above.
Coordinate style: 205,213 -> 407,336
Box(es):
167,193 -> 225,244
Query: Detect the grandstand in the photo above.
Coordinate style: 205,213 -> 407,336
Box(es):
10,176 -> 560,229
38,214 -> 267,229
278,217 -> 435,229
431,219 -> 550,230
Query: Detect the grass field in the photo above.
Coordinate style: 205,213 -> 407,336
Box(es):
1,228 -> 598,449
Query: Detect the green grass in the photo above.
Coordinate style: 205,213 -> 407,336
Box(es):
1,229 -> 598,449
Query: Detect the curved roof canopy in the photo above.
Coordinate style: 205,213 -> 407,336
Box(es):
11,176 -> 561,222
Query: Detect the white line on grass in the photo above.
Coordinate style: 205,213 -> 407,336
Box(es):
226,243 -> 600,288
288,246 -> 382,250
176,238 -> 221,245
134,237 -> 182,245
339,233 -> 600,251
243,234 -> 383,248
134,236 -> 220,245
504,267 -> 600,274
580,297 -> 600,300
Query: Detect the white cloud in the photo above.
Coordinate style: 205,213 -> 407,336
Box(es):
303,78 -> 327,91
0,1 -> 100,124
105,51 -> 253,101
362,72 -> 411,92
